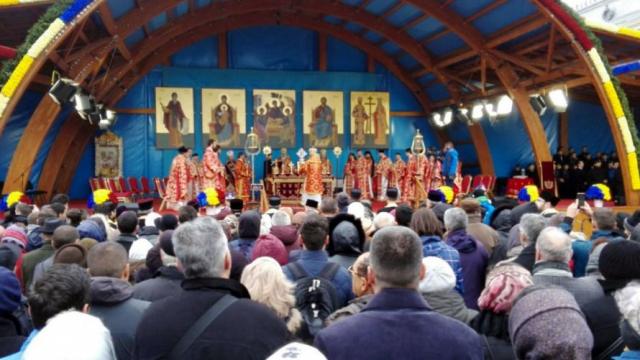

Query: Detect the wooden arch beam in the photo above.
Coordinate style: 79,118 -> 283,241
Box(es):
407,0 -> 551,172
532,1 -> 639,205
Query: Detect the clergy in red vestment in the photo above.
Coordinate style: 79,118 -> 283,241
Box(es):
344,153 -> 357,195
188,151 -> 202,198
391,153 -> 406,197
165,146 -> 193,209
355,150 -> 373,200
375,150 -> 393,201
202,139 -> 226,199
299,147 -> 324,204
401,149 -> 416,203
320,149 -> 332,176
430,154 -> 443,189
234,153 -> 252,202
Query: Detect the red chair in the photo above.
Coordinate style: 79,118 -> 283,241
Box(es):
118,177 -> 129,193
140,176 -> 153,197
460,175 -> 472,194
154,177 -> 167,210
97,177 -> 107,189
128,177 -> 141,196
471,175 -> 483,189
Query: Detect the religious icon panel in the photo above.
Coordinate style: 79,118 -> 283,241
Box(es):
253,89 -> 296,148
350,91 -> 390,149
95,131 -> 122,177
303,91 -> 344,148
155,87 -> 195,149
201,88 -> 246,148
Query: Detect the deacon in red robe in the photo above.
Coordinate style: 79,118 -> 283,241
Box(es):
234,153 -> 252,202
355,151 -> 373,200
299,147 -> 324,204
202,140 -> 226,199
391,153 -> 406,197
375,150 -> 393,201
165,146 -> 193,209
344,154 -> 357,195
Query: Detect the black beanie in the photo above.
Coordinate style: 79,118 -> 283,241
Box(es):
599,240 -> 640,280
238,211 -> 261,239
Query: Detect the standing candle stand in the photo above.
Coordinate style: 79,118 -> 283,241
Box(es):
244,127 -> 260,202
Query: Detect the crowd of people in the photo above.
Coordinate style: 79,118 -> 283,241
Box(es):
0,186 -> 639,359
514,146 -> 623,200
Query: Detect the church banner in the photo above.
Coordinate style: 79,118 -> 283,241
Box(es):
253,89 -> 296,148
201,88 -> 246,148
154,87 -> 195,149
350,91 -> 390,149
303,90 -> 344,148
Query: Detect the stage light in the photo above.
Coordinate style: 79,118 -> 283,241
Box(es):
73,92 -> 94,114
548,88 -> 568,112
431,112 -> 444,127
484,102 -> 497,117
456,108 -> 470,123
529,94 -> 547,116
442,108 -> 453,126
496,95 -> 513,116
48,78 -> 77,105
471,103 -> 484,121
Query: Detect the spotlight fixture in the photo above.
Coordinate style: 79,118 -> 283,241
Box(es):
496,95 -> 514,116
471,103 -> 484,121
432,112 -> 444,127
48,77 -> 77,105
484,102 -> 497,118
73,92 -> 95,116
442,108 -> 453,126
98,107 -> 117,130
456,108 -> 470,123
548,88 -> 568,113
529,94 -> 547,116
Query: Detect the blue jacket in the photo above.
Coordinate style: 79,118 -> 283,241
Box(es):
443,148 -> 459,178
1,330 -> 38,360
420,235 -> 464,295
446,229 -> 488,310
314,288 -> 483,360
614,351 -> 640,359
282,250 -> 354,307
228,238 -> 256,263
570,229 -> 625,277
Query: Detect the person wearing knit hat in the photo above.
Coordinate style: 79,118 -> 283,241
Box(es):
599,239 -> 640,281
469,263 -> 533,359
0,244 -> 20,271
419,256 -> 478,325
251,234 -> 289,266
229,211 -> 261,262
1,225 -> 28,251
509,285 -> 593,359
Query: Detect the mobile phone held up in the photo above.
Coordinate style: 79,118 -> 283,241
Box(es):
577,192 -> 585,208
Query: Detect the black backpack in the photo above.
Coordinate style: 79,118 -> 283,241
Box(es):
286,262 -> 341,339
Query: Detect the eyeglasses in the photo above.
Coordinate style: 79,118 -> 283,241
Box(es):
348,265 -> 366,279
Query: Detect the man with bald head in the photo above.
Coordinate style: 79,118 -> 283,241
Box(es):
314,226 -> 483,359
31,225 -> 79,286
88,242 -> 149,360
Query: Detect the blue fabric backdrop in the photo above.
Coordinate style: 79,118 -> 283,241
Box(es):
0,26 -> 616,199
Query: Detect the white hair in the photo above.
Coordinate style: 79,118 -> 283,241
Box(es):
519,213 -> 548,245
172,217 -> 228,278
272,210 -> 292,226
144,212 -> 162,228
373,212 -> 395,230
536,227 -> 573,263
347,202 -> 366,220
23,311 -> 116,360
443,208 -> 468,232
240,257 -> 302,333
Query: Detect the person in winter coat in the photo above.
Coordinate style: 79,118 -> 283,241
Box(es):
613,279 -> 640,360
269,210 -> 300,254
241,257 -> 302,335
471,263 -> 533,360
326,252 -> 373,325
328,214 -> 365,269
509,286 -> 593,359
132,230 -> 184,302
419,257 -> 477,324
410,208 -> 464,295
487,207 -> 514,269
228,211 -> 261,262
444,208 -> 488,310
460,199 -> 499,256
87,242 -> 150,360
135,217 -> 289,359
0,268 -> 29,357
512,214 -> 548,272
